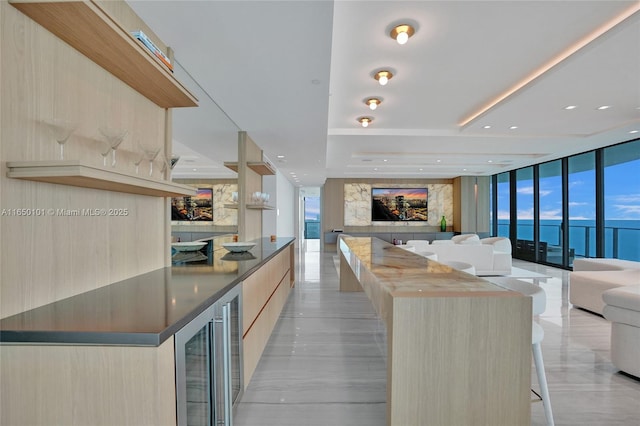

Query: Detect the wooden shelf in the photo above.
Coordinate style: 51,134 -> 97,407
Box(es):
223,161 -> 275,176
246,204 -> 275,210
6,161 -> 197,197
9,0 -> 198,108
224,203 -> 238,209
247,161 -> 276,175
223,162 -> 238,173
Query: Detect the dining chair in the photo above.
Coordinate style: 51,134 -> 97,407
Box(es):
493,279 -> 554,426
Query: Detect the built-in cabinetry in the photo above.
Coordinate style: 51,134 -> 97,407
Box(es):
0,238 -> 295,425
8,0 -> 197,108
175,284 -> 242,426
242,245 -> 293,386
7,0 -> 198,198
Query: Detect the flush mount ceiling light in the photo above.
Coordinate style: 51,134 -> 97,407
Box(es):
374,70 -> 393,86
365,98 -> 382,110
390,24 -> 415,45
357,117 -> 373,128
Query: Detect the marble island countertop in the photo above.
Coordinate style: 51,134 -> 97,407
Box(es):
339,237 -> 517,323
342,237 -> 510,295
0,236 -> 295,346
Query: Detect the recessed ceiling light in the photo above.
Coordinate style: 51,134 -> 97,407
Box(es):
487,160 -> 493,163
383,159 -> 388,162
374,168 -> 378,171
289,172 -> 295,175
483,125 -> 491,129
436,159 -> 441,163
192,168 -> 197,171
630,130 -> 639,134
277,155 -> 285,159
463,168 -> 467,171
564,105 -> 577,110
374,70 -> 393,86
389,24 -> 415,45
419,168 -> 423,171
509,126 -> 518,130
597,105 -> 612,110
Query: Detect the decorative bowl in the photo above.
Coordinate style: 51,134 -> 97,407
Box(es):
222,242 -> 256,253
221,251 -> 256,261
171,241 -> 207,252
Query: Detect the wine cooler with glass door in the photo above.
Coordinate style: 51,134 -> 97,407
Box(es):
175,284 -> 243,426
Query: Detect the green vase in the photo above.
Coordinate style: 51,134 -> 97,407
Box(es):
440,215 -> 447,232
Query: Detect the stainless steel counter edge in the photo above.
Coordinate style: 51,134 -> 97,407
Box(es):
0,237 -> 295,346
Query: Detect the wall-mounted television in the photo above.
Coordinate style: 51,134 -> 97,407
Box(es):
171,188 -> 213,221
371,188 -> 428,221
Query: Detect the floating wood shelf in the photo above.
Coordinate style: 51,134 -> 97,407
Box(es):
223,161 -> 275,176
247,161 -> 276,175
223,162 -> 238,173
246,204 -> 275,210
6,161 -> 197,197
9,0 -> 198,108
224,203 -> 238,209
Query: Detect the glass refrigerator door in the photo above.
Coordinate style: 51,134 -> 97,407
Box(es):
185,325 -> 211,426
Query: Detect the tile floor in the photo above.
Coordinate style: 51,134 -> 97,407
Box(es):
234,241 -> 640,426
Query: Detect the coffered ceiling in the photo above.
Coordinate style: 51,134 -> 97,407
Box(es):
128,0 -> 640,186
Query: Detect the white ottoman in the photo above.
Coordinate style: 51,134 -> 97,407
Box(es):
569,269 -> 640,315
603,285 -> 640,378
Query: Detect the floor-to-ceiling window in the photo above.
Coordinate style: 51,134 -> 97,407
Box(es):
538,160 -> 564,266
515,167 -> 534,241
568,152 -> 596,262
490,138 -> 639,268
496,172 -> 510,238
603,140 -> 640,261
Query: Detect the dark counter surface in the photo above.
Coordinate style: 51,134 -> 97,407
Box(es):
0,237 -> 294,346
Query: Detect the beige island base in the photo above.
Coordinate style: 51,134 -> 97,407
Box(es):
340,237 -> 532,426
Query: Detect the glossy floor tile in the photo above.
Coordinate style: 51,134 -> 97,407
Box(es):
234,245 -> 640,426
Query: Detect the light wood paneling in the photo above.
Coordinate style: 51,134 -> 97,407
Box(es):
0,337 -> 176,426
243,270 -> 291,387
0,0 -> 170,318
322,178 -> 345,234
453,175 -> 490,233
242,249 -> 289,335
9,0 -> 197,108
237,131 -> 263,241
389,296 -> 531,426
242,247 -> 292,387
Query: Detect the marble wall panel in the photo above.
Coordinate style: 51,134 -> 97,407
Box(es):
344,183 -> 371,226
344,183 -> 453,227
213,183 -> 238,226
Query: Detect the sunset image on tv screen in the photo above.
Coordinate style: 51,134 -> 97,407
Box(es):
371,188 -> 428,221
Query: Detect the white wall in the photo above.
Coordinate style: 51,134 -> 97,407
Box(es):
275,171 -> 295,237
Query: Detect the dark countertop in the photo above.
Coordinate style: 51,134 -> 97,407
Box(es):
0,236 -> 294,346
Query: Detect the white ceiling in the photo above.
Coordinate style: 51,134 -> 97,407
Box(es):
128,0 -> 640,186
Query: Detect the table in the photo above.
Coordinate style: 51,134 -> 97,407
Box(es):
339,237 -> 532,426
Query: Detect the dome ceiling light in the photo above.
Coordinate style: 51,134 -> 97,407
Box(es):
374,70 -> 393,86
365,98 -> 381,110
357,117 -> 373,128
390,24 -> 415,45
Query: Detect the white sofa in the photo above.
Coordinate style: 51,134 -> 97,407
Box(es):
603,284 -> 640,378
569,258 -> 640,315
423,243 -> 512,276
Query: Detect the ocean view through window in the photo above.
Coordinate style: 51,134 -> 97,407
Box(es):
493,139 -> 639,265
